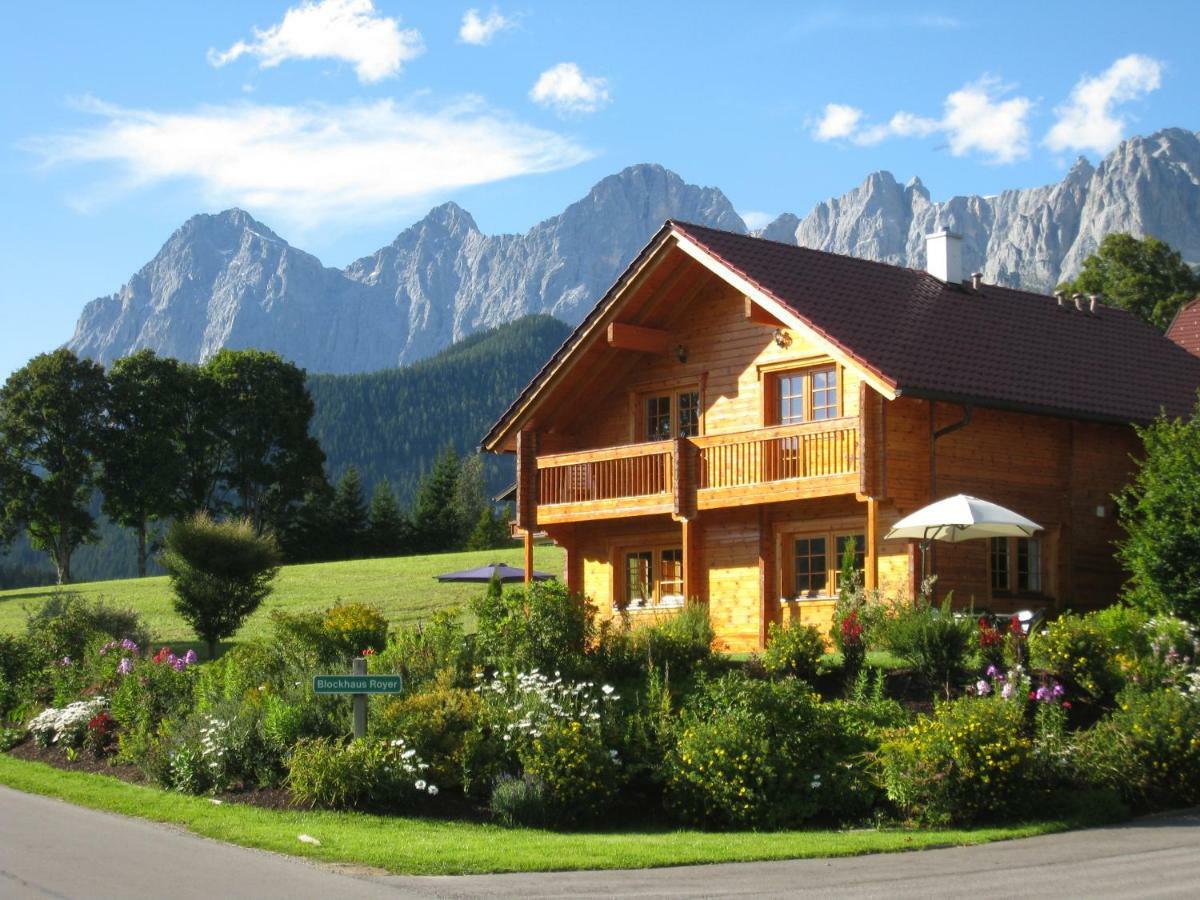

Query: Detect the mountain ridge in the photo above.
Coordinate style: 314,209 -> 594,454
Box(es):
67,129 -> 1200,373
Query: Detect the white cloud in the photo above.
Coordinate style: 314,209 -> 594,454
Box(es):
814,104 -> 863,141
31,97 -> 593,226
812,77 -> 1031,163
739,210 -> 776,231
208,0 -> 423,84
1045,54 -> 1163,155
530,62 -> 611,115
459,7 -> 514,45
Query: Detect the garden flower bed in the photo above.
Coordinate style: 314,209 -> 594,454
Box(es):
3,581 -> 1200,841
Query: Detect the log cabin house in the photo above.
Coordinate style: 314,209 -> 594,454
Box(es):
483,222 -> 1200,652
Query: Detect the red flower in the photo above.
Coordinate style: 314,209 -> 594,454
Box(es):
153,646 -> 173,665
1029,690 -> 1037,700
1009,615 -> 1024,637
362,648 -> 376,657
1062,701 -> 1072,709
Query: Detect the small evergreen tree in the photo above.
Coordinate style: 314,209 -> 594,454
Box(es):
367,478 -> 409,557
411,447 -> 463,553
161,513 -> 281,658
452,453 -> 489,547
1117,400 -> 1200,621
280,482 -> 336,563
466,504 -> 513,551
330,467 -> 368,557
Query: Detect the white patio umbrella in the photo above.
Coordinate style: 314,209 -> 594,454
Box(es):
885,494 -> 1042,578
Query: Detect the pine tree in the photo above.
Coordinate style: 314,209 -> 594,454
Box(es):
452,453 -> 489,547
466,503 -> 513,551
330,467 -> 369,557
410,447 -> 462,553
279,482 -> 336,563
367,478 -> 409,557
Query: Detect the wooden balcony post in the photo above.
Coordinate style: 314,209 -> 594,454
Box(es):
516,429 -> 539,584
682,516 -> 703,604
865,496 -> 879,591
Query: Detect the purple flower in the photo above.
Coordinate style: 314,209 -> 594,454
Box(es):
117,657 -> 134,676
183,650 -> 198,666
1035,686 -> 1053,703
975,679 -> 991,696
120,638 -> 139,652
1051,683 -> 1064,698
171,657 -> 186,672
166,653 -> 178,667
1001,682 -> 1016,699
986,665 -> 999,678
59,656 -> 72,667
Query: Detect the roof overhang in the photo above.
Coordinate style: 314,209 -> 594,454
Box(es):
481,222 -> 901,453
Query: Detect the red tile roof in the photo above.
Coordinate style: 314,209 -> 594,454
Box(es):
484,223 -> 1200,449
672,221 -> 1200,424
1167,298 -> 1200,359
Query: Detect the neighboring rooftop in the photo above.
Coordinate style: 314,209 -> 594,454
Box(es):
1167,298 -> 1200,359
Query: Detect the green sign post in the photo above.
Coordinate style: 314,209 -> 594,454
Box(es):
313,658 -> 402,737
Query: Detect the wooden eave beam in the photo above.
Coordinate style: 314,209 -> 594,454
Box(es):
744,296 -> 788,328
607,322 -> 671,355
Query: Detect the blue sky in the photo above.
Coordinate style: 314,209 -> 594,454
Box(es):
1,0 -> 1196,379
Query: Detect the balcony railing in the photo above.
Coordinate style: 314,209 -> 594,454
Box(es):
531,420 -> 859,522
694,419 -> 858,490
537,440 -> 673,507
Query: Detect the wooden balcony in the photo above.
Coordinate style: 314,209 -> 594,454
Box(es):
536,440 -> 675,523
531,420 -> 860,524
694,418 -> 859,509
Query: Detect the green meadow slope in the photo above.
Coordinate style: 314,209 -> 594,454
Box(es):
0,545 -> 565,645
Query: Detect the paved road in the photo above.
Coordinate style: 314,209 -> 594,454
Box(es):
2,785 -> 1198,899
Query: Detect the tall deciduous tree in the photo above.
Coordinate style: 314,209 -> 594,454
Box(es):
0,350 -> 109,584
203,350 -> 326,532
452,453 -> 489,548
175,362 -> 226,517
410,446 -> 462,553
100,351 -> 189,577
1117,400 -> 1200,622
1060,233 -> 1200,330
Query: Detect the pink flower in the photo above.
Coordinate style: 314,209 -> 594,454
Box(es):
975,679 -> 991,696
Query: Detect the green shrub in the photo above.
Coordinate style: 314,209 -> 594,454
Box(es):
370,608 -> 470,689
0,634 -> 31,720
876,594 -> 973,697
160,701 -> 281,794
1072,687 -> 1200,811
762,621 -> 825,681
1115,405 -> 1200,621
594,604 -> 714,683
874,696 -> 1036,826
471,579 -> 593,676
321,602 -> 388,660
25,593 -> 150,670
489,774 -> 549,827
1030,613 -> 1124,706
261,695 -> 307,755
109,658 -> 197,765
286,736 -> 437,810
519,718 -> 621,825
269,609 -> 338,667
372,671 -> 482,791
162,513 -> 281,658
666,674 -> 844,829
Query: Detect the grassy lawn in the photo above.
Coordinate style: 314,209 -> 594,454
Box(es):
0,754 -> 1121,875
0,545 -> 566,645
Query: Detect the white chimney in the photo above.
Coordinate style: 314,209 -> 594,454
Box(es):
925,229 -> 963,284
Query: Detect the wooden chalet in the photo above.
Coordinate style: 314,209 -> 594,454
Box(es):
483,222 -> 1200,651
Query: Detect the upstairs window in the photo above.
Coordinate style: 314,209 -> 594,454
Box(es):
642,388 -> 700,440
768,365 -> 839,425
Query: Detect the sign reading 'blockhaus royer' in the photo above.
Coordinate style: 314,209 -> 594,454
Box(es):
312,675 -> 402,695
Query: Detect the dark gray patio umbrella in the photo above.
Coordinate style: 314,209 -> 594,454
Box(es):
434,562 -> 555,583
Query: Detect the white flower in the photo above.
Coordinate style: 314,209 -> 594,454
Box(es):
427,785 -> 439,796
401,749 -> 416,759
602,684 -> 615,695
208,798 -> 223,805
415,779 -> 427,791
298,834 -> 321,846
